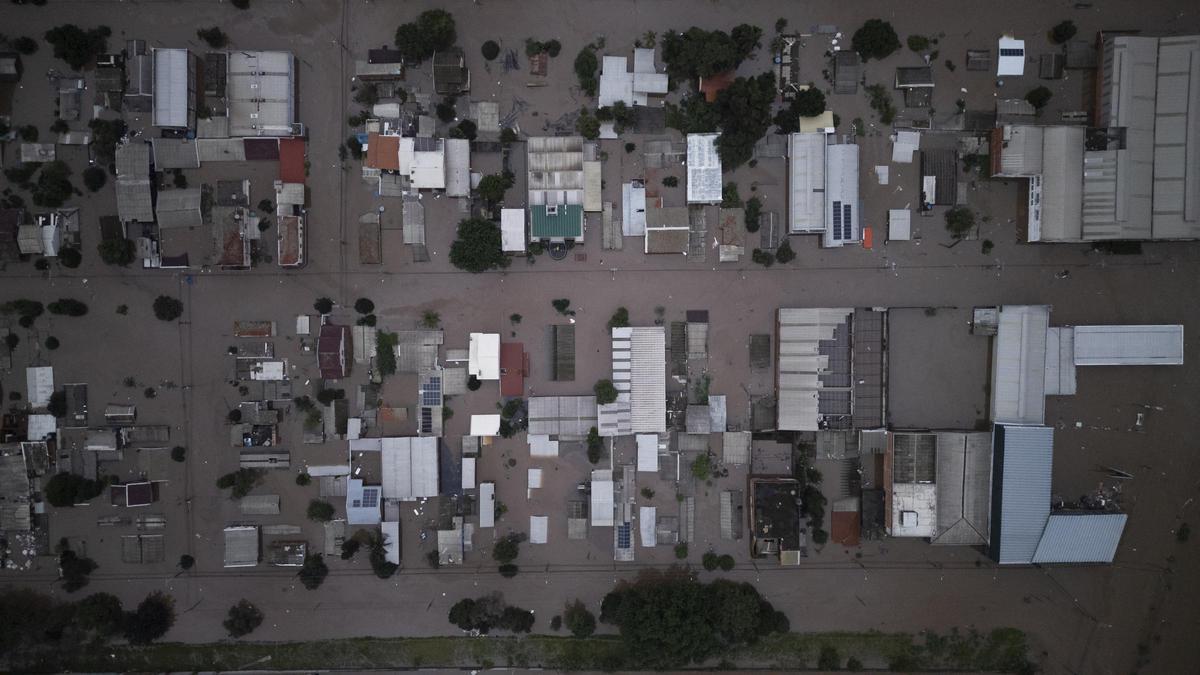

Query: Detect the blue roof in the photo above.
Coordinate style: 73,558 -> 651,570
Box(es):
1032,513 -> 1127,564
990,424 -> 1053,565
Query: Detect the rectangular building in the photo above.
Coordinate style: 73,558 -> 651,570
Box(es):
152,48 -> 196,129
824,144 -> 860,247
686,133 -> 722,203
788,132 -> 826,233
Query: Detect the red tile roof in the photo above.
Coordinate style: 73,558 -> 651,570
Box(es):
317,324 -> 351,380
499,342 -> 527,397
279,137 -> 307,184
366,133 -> 400,171
831,510 -> 861,547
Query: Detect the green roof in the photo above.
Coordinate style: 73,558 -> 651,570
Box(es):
530,204 -> 584,239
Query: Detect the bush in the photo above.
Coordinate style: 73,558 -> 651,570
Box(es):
1025,85 -> 1053,110
545,39 -> 562,57
691,453 -> 712,480
607,306 -> 630,329
376,331 -> 398,376
353,297 -> 375,314
58,247 -> 82,268
717,554 -> 735,571
295,472 -> 312,486
44,336 -> 60,350
124,592 -> 175,645
353,82 -> 379,107
44,24 -> 111,70
306,499 -> 335,522
299,554 -> 329,590
314,297 -> 334,314
674,542 -> 688,559
744,197 -> 762,232
346,135 -> 363,160
907,35 -> 931,52
48,298 -> 88,316
775,239 -> 795,264
593,379 -> 618,405
492,533 -> 521,564
98,238 -> 136,266
702,551 -> 720,571
179,554 -> 195,570
574,47 -> 599,96
215,468 -> 264,499
453,119 -> 478,141
196,27 -> 229,49
341,538 -> 361,560
31,161 -> 74,208
818,644 -> 840,670
945,206 -> 976,240
812,528 -> 829,545
59,549 -> 98,592
552,298 -> 571,314
224,600 -> 264,638
721,182 -> 742,208
1051,20 -> 1077,44
152,296 -> 183,321
752,248 -> 775,267
587,427 -> 602,464
851,19 -> 900,61
498,563 -> 519,577
563,600 -> 596,638
75,592 -> 124,635
436,98 -> 457,123
45,472 -> 103,506
482,40 -> 500,60
575,109 -> 600,140
82,166 -> 107,192
500,127 -> 518,145
171,446 -> 186,462
624,142 -> 636,153
14,36 -> 39,55
662,176 -> 679,188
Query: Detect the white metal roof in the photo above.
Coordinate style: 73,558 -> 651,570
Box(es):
639,506 -> 657,547
888,209 -> 911,240
1072,325 -> 1184,365
598,56 -> 633,108
27,414 -> 56,441
445,138 -> 470,197
153,48 -> 191,128
590,470 -> 614,526
345,478 -> 382,525
528,434 -> 560,457
227,51 -> 295,137
461,457 -> 476,490
530,515 -> 549,544
470,414 -> 501,436
479,482 -> 495,528
992,424 -> 1054,565
382,521 -> 401,563
501,209 -> 526,252
583,161 -> 603,212
636,434 -> 659,471
686,133 -> 722,203
612,327 -> 667,433
1044,327 -> 1078,396
622,182 -> 647,236
380,436 -> 439,501
788,132 -> 826,233
776,308 -> 853,431
468,333 -> 500,380
824,144 -> 861,247
527,468 -> 543,491
26,367 -> 53,408
223,526 -> 259,567
991,305 -> 1049,425
997,37 -> 1026,76
891,130 -> 920,164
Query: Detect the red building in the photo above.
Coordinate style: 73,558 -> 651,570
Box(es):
317,324 -> 351,380
499,342 -> 528,397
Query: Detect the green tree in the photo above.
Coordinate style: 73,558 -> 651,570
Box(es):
178,554 -> 195,570
482,40 -> 500,60
44,472 -> 103,506
306,499 -> 335,522
945,206 -> 976,240
353,83 -> 379,106
744,197 -> 762,232
124,592 -> 175,645
661,26 -> 761,83
394,9 -> 456,63
775,239 -> 796,264
500,127 -> 518,145
492,533 -> 521,564
1025,85 -> 1053,110
43,24 -> 111,70
752,248 -> 775,267
87,118 -> 127,163
907,35 -> 931,52
607,306 -> 630,329
353,298 -> 374,314
82,166 -> 107,192
97,238 -> 135,267
663,176 -> 679,188
31,161 -> 73,208
449,218 -> 509,273
576,108 -> 600,140
594,379 -> 618,405
48,298 -> 88,316
376,331 -> 398,375
477,172 -> 515,206
713,72 -> 777,168
721,182 -> 742,208
691,453 -> 712,480
313,297 -> 334,314
13,36 -> 39,55
1051,20 -> 1077,44
587,427 -> 602,464
818,644 -> 840,669
215,468 -> 265,499
59,549 -> 98,592
196,27 -> 229,49
851,19 -> 901,61
298,554 -> 329,590
223,599 -> 264,638
574,47 -> 599,96
563,600 -> 596,637
152,295 -> 183,321
452,119 -> 478,141
774,88 -> 826,132
75,592 -> 124,636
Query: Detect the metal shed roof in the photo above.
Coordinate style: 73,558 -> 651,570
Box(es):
1031,512 -> 1127,563
527,396 -> 597,438
501,209 -> 525,252
444,138 -> 470,197
990,305 -> 1049,425
824,144 -> 860,246
931,432 -> 992,546
530,515 -> 549,544
686,133 -> 722,203
479,482 -> 495,528
990,424 -> 1053,565
590,470 -> 614,526
26,366 -> 53,408
380,436 -> 439,501
153,48 -> 192,128
223,526 -> 260,567
115,142 -> 154,223
775,308 -> 853,431
152,138 -> 201,169
788,132 -> 826,233
636,434 -> 659,472
238,494 -> 281,515
1072,325 -> 1184,365
613,327 -> 667,433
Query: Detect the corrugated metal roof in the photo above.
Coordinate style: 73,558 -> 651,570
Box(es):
444,138 -> 470,197
825,144 -> 860,246
152,138 -> 201,169
1044,327 -> 1078,395
991,424 -> 1053,565
990,305 -> 1049,425
115,142 -> 154,223
686,134 -> 722,203
223,526 -> 259,567
789,133 -> 826,233
931,432 -> 992,546
228,51 -> 295,137
1072,325 -> 1184,365
590,470 -> 614,526
153,48 -> 192,128
998,126 -> 1043,176
380,436 -> 439,500
1039,127 -> 1084,241
1151,36 -> 1200,239
776,308 -> 853,430
623,328 -> 667,433
1032,512 -> 1127,563
479,482 -> 495,528
530,204 -> 584,239
238,494 -> 281,515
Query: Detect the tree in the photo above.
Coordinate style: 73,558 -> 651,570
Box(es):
87,118 -> 127,163
341,538 -> 361,560
224,599 -> 264,638
1051,20 -> 1077,44
313,297 -> 334,314
215,468 -> 264,499
594,379 -> 618,405
661,26 -> 761,83
178,554 -> 195,570
50,119 -> 69,134
744,197 -> 762,233
298,554 -> 329,590
58,247 -> 82,268
376,331 -> 398,376
499,606 -> 535,633
346,135 -> 363,160
1025,86 -> 1053,111
18,125 -> 37,142
587,427 -> 602,464
59,549 -> 98,592
43,24 -> 110,70
13,36 -> 39,55
449,218 -> 509,273
774,88 -> 826,133
44,336 -> 60,350
75,592 -> 123,636
353,82 -> 379,106
944,206 -> 976,240
4,333 -> 19,352
482,40 -> 500,60
454,118 -> 478,141
172,172 -> 188,189
367,531 -> 398,579
44,472 -> 103,506
196,27 -> 228,49
607,306 -> 630,329
663,176 -> 679,188
563,600 -> 596,638
153,295 -> 183,321
124,592 -> 175,645
98,238 -> 135,266
78,165 -> 106,193
718,554 -> 735,571
500,127 -> 518,145
552,298 -> 572,314
675,542 -> 688,559
907,35 -> 931,52
316,388 -> 345,406
775,239 -> 795,264
477,172 -> 514,206
692,453 -> 712,480
851,19 -> 900,61
353,297 -> 375,314
31,161 -> 73,208
752,249 -> 775,267
306,499 -> 335,522
48,298 -> 88,316
492,533 -> 521,564
575,108 -> 600,140
574,46 -> 599,96
712,72 -> 777,169
394,9 -> 456,63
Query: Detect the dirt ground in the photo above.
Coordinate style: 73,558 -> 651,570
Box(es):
2,1 -> 1200,673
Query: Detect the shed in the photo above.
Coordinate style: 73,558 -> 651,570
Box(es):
686,133 -> 722,203
318,324 -> 351,380
223,526 -> 260,567
644,206 -> 689,254
966,49 -> 991,71
500,342 -> 527,397
151,138 -> 201,169
590,470 -> 614,526
1071,325 -> 1184,366
1031,513 -> 1127,564
444,138 -> 470,197
895,67 -> 934,88
997,36 -> 1026,76
461,457 -> 476,490
530,515 -> 549,544
470,415 -> 501,436
834,51 -> 862,94
380,436 -> 439,500
639,506 -> 657,547
468,333 -> 500,380
501,209 -> 526,252
529,434 -> 559,458
636,434 -> 659,472
788,132 -> 826,234
991,305 -> 1049,425
888,209 -> 911,241
479,482 -> 496,528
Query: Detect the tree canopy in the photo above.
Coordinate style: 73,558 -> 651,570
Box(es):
299,554 -> 329,590
600,572 -> 789,668
563,600 -> 597,638
476,172 -> 514,206
394,9 -> 456,63
448,593 -> 535,634
153,295 -> 183,321
98,238 -> 135,266
851,19 -> 901,61
662,25 -> 762,82
31,161 -> 73,208
574,46 -> 599,96
713,72 -> 777,169
594,379 -> 618,405
223,599 -> 264,638
45,472 -> 104,507
43,24 -> 110,70
124,592 -> 175,645
774,88 -> 827,133
449,218 -> 509,273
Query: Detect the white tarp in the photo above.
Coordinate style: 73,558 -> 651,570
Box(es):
530,515 -> 548,544
636,434 -> 659,472
462,457 -> 476,490
470,414 -> 501,436
639,506 -> 657,547
468,333 -> 500,380
529,434 -> 560,458
26,367 -> 53,408
479,482 -> 495,528
590,470 -> 614,526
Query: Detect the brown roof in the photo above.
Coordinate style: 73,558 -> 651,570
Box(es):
500,343 -> 527,397
831,510 -> 861,546
367,133 -> 400,170
317,324 -> 350,380
699,70 -> 736,102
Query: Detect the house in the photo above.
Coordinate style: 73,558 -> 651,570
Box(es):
500,209 -> 526,253
919,148 -> 958,210
227,51 -> 297,137
833,51 -> 862,94
468,333 -> 500,381
686,133 -> 722,204
597,48 -> 668,107
379,437 -> 440,501
401,137 -> 447,190
644,206 -> 690,254
432,48 -> 469,95
528,136 -> 586,242
895,67 -> 934,89
156,188 -> 204,229
115,141 -> 155,224
997,36 -> 1026,76
499,342 -> 527,397
751,478 -> 803,563
610,327 -> 667,434
317,324 -> 351,380
345,478 -> 381,525
151,138 -> 200,169
152,48 -> 197,129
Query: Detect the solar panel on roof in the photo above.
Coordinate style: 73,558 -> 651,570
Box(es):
421,376 -> 442,406
999,48 -> 1024,57
617,524 -> 631,548
361,488 -> 379,508
843,204 -> 852,239
420,408 -> 432,433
